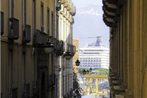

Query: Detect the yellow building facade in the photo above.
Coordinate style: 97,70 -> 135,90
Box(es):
103,0 -> 147,98
73,38 -> 79,73
1,0 -> 76,98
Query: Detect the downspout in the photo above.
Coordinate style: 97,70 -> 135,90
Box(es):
56,0 -> 63,98
22,0 -> 27,96
8,0 -> 14,96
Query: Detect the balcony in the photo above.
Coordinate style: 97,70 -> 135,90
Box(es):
64,43 -> 76,59
34,30 -> 65,55
8,18 -> 19,39
54,40 -> 65,56
33,30 -> 49,47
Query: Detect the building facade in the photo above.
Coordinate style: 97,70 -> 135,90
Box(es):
79,37 -> 109,69
58,0 -> 76,98
0,0 -> 76,98
73,38 -> 79,73
102,0 -> 147,98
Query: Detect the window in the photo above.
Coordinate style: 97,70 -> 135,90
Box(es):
41,2 -> 44,31
47,8 -> 50,35
9,0 -> 14,17
56,13 -> 58,38
22,0 -> 30,42
22,0 -> 26,27
0,11 -> 4,35
32,0 -> 36,32
51,12 -> 54,36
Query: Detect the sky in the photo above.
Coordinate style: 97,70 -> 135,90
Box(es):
71,0 -> 109,48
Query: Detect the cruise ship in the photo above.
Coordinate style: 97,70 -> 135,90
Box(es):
79,37 -> 109,69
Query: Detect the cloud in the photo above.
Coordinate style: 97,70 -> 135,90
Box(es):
76,4 -> 103,16
72,1 -> 109,47
77,8 -> 102,16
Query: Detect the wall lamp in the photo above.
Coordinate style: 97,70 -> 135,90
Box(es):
64,44 -> 76,60
75,59 -> 80,66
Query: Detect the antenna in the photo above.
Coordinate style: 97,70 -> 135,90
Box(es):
88,36 -> 100,38
79,36 -> 102,39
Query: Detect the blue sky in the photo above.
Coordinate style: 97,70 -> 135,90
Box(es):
72,0 -> 109,48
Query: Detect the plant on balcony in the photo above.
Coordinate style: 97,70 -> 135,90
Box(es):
73,72 -> 82,98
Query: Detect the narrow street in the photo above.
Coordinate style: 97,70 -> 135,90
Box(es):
1,0 -> 147,98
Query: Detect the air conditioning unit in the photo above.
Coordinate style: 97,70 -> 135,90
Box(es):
8,18 -> 19,39
0,11 -> 4,35
23,25 -> 31,43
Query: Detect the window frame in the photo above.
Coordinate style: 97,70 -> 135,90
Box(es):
47,7 -> 50,35
41,2 -> 44,31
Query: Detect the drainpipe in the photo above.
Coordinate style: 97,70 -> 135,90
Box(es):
56,0 -> 62,97
58,56 -> 62,98
8,0 -> 14,97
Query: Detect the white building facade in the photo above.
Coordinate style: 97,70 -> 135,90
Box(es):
79,37 -> 109,69
58,0 -> 76,98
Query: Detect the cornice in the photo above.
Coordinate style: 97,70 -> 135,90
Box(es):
59,0 -> 76,16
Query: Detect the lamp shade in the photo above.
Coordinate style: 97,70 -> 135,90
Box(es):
75,59 -> 80,66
